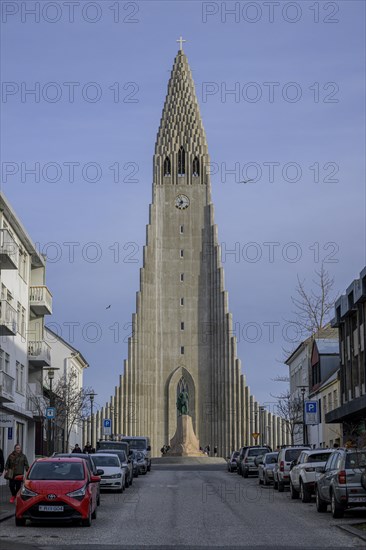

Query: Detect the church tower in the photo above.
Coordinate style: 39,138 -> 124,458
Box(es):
118,45 -> 244,456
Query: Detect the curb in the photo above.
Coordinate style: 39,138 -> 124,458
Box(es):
0,511 -> 14,523
337,522 -> 366,542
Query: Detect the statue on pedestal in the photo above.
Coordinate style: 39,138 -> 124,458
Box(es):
177,390 -> 189,415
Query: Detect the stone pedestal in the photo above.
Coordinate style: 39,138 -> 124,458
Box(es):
167,414 -> 204,457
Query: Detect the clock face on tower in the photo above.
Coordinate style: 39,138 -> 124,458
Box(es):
175,194 -> 190,210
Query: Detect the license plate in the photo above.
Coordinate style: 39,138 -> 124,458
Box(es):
39,505 -> 64,512
348,497 -> 366,503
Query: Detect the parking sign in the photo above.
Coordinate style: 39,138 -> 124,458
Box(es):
304,401 -> 318,425
103,418 -> 112,435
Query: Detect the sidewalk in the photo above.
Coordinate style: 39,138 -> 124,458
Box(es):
0,480 -> 14,522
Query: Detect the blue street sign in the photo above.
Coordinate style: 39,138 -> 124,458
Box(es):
305,401 -> 318,425
8,427 -> 13,440
46,407 -> 56,419
103,418 -> 112,435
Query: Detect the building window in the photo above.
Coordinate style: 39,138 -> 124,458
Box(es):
180,225 -> 184,234
180,250 -> 184,258
322,395 -> 327,414
7,290 -> 13,305
180,298 -> 184,306
21,307 -> 26,338
180,273 -> 184,282
333,389 -> 338,408
16,422 -> 24,448
192,156 -> 200,177
181,322 -> 184,331
19,247 -> 28,281
17,302 -> 21,334
5,353 -> 10,373
163,156 -> 171,176
180,346 -> 184,355
178,146 -> 186,176
16,361 -> 20,392
0,348 -> 3,371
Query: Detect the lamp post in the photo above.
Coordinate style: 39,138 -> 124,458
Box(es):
298,386 -> 307,445
44,367 -> 59,455
86,391 -> 97,449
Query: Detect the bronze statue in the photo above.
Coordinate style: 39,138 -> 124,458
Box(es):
177,390 -> 189,415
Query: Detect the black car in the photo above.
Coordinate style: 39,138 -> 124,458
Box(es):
53,452 -> 103,506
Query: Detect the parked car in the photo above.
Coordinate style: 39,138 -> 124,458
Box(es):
91,453 -> 126,493
15,457 -> 99,527
315,448 -> 366,518
274,446 -> 310,492
227,451 -> 240,472
53,452 -> 103,506
236,446 -> 249,476
130,450 -> 140,477
122,436 -> 152,472
289,449 -> 333,502
258,452 -> 279,485
135,451 -> 148,475
242,446 -> 272,478
96,449 -> 133,488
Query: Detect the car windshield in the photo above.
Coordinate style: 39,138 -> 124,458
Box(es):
345,452 -> 366,469
92,455 -> 120,467
307,452 -> 332,463
233,452 -> 239,458
285,449 -> 303,462
98,450 -> 127,463
123,439 -> 147,450
29,461 -> 84,480
265,453 -> 278,464
248,448 -> 268,457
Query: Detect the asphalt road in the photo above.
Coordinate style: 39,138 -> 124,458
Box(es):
0,464 -> 365,549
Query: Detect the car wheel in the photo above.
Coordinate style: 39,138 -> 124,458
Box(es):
117,484 -> 124,494
290,481 -> 299,499
278,481 -> 284,492
91,505 -> 97,520
81,506 -> 92,527
300,480 -> 311,503
143,469 -> 147,475
15,517 -> 26,527
125,476 -> 130,488
331,491 -> 344,518
147,464 -> 151,472
315,487 -> 327,513
263,474 -> 269,486
243,469 -> 249,479
129,475 -> 133,486
258,476 -> 263,485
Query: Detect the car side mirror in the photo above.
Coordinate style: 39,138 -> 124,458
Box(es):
90,475 -> 101,482
14,475 -> 23,481
96,469 -> 104,476
147,446 -> 151,451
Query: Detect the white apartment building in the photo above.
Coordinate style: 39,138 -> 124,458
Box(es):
0,192 -> 52,474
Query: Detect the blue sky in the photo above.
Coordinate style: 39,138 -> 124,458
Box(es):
1,1 -> 365,413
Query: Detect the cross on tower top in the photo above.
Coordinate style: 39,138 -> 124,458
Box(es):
176,36 -> 186,51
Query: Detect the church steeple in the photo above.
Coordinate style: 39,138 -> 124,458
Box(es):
154,49 -> 209,186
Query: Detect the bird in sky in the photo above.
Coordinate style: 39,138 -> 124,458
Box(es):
106,305 -> 111,309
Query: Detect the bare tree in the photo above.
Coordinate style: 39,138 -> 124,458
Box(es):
271,390 -> 303,445
291,264 -> 337,337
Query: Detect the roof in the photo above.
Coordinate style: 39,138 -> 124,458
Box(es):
45,326 -> 89,369
314,338 -> 339,355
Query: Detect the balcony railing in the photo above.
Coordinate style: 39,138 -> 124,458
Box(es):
0,229 -> 18,269
27,382 -> 46,413
0,370 -> 15,402
0,299 -> 17,335
29,286 -> 52,316
28,340 -> 51,367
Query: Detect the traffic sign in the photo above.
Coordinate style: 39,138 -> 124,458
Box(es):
304,401 -> 318,425
252,432 -> 260,440
46,407 -> 56,419
103,418 -> 112,435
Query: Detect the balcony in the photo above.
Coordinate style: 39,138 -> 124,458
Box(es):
28,340 -> 51,367
0,229 -> 18,269
0,299 -> 17,336
0,370 -> 15,402
29,286 -> 52,316
27,382 -> 46,413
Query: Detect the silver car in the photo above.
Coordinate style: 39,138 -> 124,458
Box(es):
258,452 -> 279,485
315,448 -> 366,518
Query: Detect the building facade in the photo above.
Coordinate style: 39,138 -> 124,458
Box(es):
326,267 -> 366,446
0,192 -> 52,475
84,48 -> 289,457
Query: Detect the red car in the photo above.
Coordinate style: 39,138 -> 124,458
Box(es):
15,457 -> 100,527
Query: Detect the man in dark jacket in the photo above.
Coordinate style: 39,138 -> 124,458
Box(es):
5,444 -> 29,503
72,444 -> 82,453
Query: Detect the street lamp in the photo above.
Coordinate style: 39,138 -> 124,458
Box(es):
86,391 -> 97,449
297,386 -> 307,445
44,367 -> 59,455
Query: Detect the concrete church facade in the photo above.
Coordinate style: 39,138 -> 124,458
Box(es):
84,48 -> 289,457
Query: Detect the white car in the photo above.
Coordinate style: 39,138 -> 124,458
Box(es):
91,453 -> 125,493
290,449 -> 333,502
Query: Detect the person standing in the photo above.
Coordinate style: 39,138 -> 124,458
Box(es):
83,442 -> 94,454
72,444 -> 82,453
5,444 -> 29,503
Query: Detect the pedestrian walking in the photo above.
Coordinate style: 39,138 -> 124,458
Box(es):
72,444 -> 82,453
83,442 -> 94,454
5,444 -> 29,503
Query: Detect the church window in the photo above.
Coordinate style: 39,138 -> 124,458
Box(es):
181,322 -> 184,330
163,156 -> 171,176
180,298 -> 184,306
180,273 -> 184,282
180,249 -> 184,258
178,146 -> 186,176
180,346 -> 185,355
192,157 -> 200,177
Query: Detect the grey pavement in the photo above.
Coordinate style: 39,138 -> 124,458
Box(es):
0,464 -> 365,548
0,480 -> 14,523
